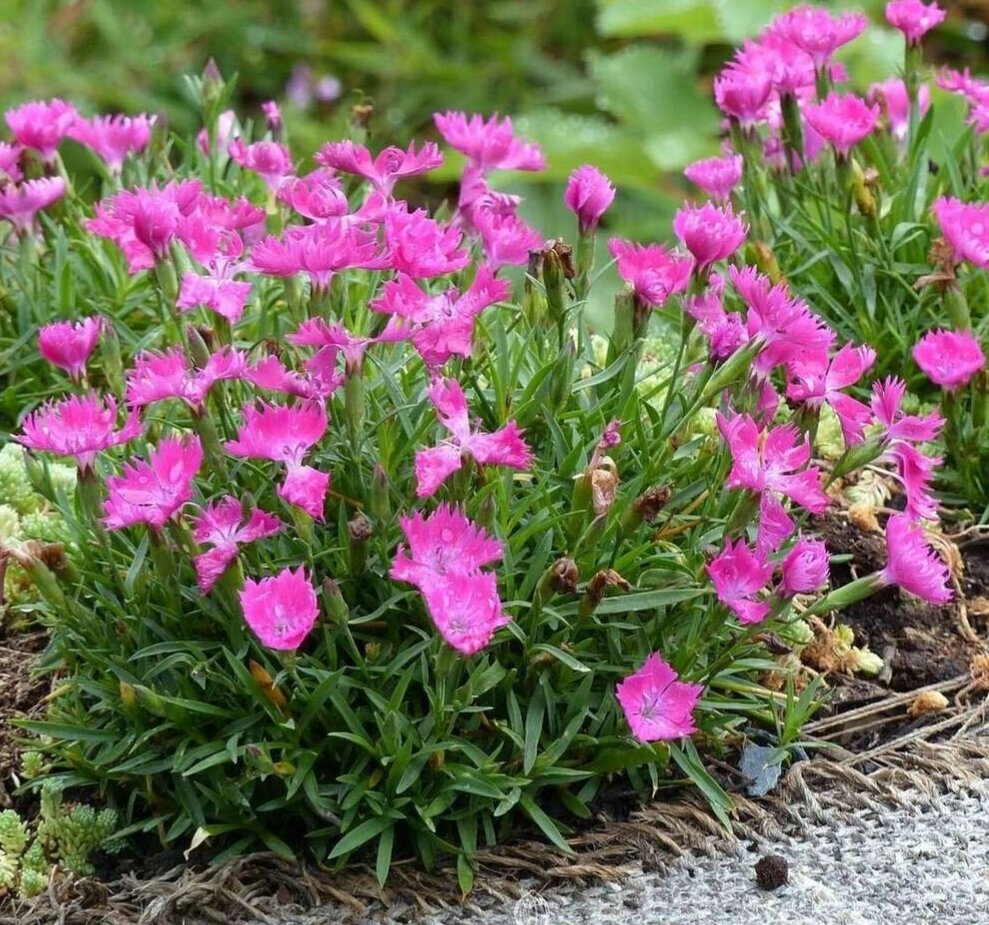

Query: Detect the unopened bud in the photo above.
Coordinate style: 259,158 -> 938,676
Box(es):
347,512 -> 373,576
322,578 -> 350,624
370,464 -> 391,526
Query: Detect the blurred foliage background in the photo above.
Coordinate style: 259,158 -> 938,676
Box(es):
0,0 -> 987,239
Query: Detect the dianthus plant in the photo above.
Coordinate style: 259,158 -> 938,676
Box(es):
701,0 -> 989,510
0,65 -> 947,887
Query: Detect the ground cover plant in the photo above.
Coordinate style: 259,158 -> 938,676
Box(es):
0,3 -> 963,895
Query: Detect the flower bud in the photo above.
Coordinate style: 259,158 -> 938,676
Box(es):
322,577 -> 350,624
370,463 -> 391,526
347,512 -> 373,576
565,165 -> 615,235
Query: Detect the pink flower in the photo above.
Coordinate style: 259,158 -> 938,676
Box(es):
803,93 -> 879,159
787,343 -> 877,445
707,538 -> 773,624
932,197 -> 989,268
616,653 -> 702,743
608,239 -> 693,306
177,274 -> 252,323
672,202 -> 747,273
261,100 -> 282,133
391,504 -> 502,587
228,139 -> 293,189
418,571 -> 510,656
239,566 -> 319,651
225,401 -> 329,520
68,114 -> 153,174
717,412 -> 830,514
433,111 -> 545,172
18,393 -> 142,471
192,497 -> 282,593
683,154 -> 743,204
770,6 -> 868,68
5,99 -> 77,162
868,78 -> 931,142
276,169 -> 349,221
0,142 -> 23,184
102,435 -> 203,530
381,204 -> 470,278
871,376 -> 944,444
38,317 -> 103,381
886,0 -> 946,45
246,354 -> 343,400
315,140 -> 443,195
471,205 -> 542,271
126,346 -> 245,410
913,329 -> 986,390
415,378 -> 532,497
781,537 -> 830,595
391,505 -> 509,654
713,67 -> 772,129
370,267 -> 509,367
0,177 -> 66,232
564,165 -> 615,234
879,514 -> 952,604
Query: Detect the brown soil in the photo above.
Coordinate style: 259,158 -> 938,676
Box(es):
0,629 -> 49,803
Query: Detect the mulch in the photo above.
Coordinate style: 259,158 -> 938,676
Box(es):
2,502 -> 989,923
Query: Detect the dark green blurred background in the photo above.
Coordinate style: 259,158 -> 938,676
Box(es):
1,0 -> 986,238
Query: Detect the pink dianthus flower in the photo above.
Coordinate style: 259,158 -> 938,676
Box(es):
683,154 -> 744,204
38,317 -> 104,381
433,111 -> 545,172
608,239 -> 693,307
885,0 -> 946,45
879,514 -> 952,604
913,329 -> 985,390
616,653 -> 702,743
707,538 -> 774,625
192,497 -> 282,593
672,202 -> 747,273
239,566 -> 319,650
564,165 -> 615,234
802,92 -> 879,159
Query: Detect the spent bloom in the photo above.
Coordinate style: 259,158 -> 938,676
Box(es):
616,653 -> 702,743
802,93 -> 880,159
38,317 -> 103,381
18,393 -> 141,471
609,239 -> 693,307
225,401 -> 329,520
239,566 -> 319,651
879,514 -> 952,604
781,537 -> 830,596
102,435 -> 203,530
564,165 -> 616,234
391,505 -> 509,655
683,154 -> 744,204
707,539 -> 773,625
415,377 -> 532,497
913,330 -> 986,391
192,497 -> 282,593
68,114 -> 154,174
885,0 -> 946,45
5,99 -> 77,162
433,111 -> 545,172
672,202 -> 747,273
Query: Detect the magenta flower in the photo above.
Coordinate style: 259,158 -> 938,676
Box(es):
391,505 -> 508,654
707,538 -> 774,625
713,67 -> 772,129
192,497 -> 282,593
250,221 -> 382,289
102,435 -> 203,530
0,177 -> 66,233
616,653 -> 702,743
315,140 -> 443,195
38,317 -> 103,381
225,401 -> 329,520
178,274 -> 252,323
672,202 -> 747,273
276,169 -> 349,221
246,354 -> 343,401
913,329 -> 986,390
787,343 -> 877,445
18,393 -> 142,471
886,0 -> 946,45
262,100 -> 282,133
683,154 -> 744,204
415,378 -> 532,497
781,537 -> 830,596
433,111 -> 545,172
932,197 -> 989,268
803,93 -> 879,159
0,142 -> 23,184
879,514 -> 952,604
869,78 -> 931,143
381,204 -> 469,278
472,205 -> 543,271
126,346 -> 245,410
608,239 -> 693,307
68,114 -> 153,174
564,165 -> 616,234
370,267 -> 509,367
770,6 -> 868,68
5,99 -> 77,162
228,139 -> 293,189
239,566 -> 319,651
717,412 -> 830,514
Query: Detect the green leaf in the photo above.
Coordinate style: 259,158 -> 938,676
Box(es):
375,825 -> 394,888
523,688 -> 546,775
670,741 -> 732,830
328,815 -> 395,860
457,853 -> 475,896
519,795 -> 574,855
